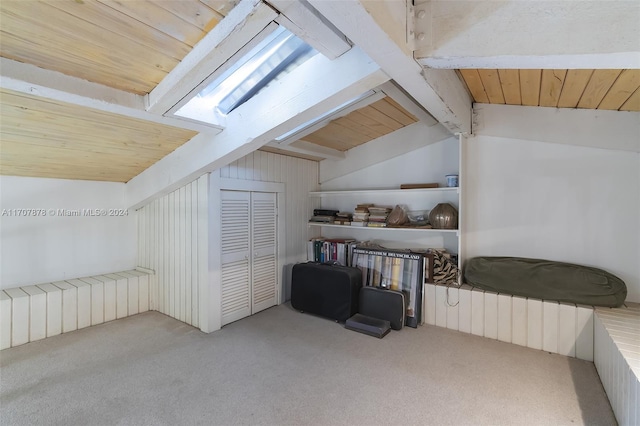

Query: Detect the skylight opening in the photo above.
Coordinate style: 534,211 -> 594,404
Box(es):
174,26 -> 319,126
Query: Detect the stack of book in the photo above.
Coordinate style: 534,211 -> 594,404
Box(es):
309,209 -> 339,223
351,204 -> 372,227
367,206 -> 392,227
333,212 -> 353,225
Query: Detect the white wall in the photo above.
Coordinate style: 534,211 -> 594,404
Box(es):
466,105 -> 640,303
0,176 -> 136,289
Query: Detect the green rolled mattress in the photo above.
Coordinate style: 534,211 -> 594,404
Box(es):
463,257 -> 627,308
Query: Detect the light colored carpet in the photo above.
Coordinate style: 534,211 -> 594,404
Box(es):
1,304 -> 615,426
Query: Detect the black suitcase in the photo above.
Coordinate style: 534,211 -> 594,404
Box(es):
359,286 -> 406,330
345,314 -> 391,338
291,262 -> 362,322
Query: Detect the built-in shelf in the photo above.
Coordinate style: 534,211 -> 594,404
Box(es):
309,187 -> 459,197
308,222 -> 459,235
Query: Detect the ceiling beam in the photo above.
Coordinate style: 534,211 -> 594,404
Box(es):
413,0 -> 640,69
146,0 -> 278,115
269,0 -> 352,59
126,46 -> 388,209
0,58 -> 219,135
266,140 -> 346,160
308,0 -> 471,134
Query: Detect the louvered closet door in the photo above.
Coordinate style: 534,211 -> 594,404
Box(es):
221,191 -> 251,326
251,192 -> 278,314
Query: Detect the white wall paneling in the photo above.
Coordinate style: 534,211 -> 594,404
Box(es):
0,270 -> 152,349
21,285 -> 46,342
136,176 -> 208,330
0,291 -> 12,349
427,283 -> 595,361
0,176 -> 136,289
594,305 -> 640,426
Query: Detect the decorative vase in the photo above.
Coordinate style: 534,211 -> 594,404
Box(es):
429,203 -> 458,229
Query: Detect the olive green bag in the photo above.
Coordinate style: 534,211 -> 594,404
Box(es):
463,257 -> 627,308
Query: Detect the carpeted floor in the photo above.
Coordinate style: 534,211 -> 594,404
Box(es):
1,304 -> 615,425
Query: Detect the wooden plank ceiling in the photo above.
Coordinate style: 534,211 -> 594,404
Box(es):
0,0 -> 236,182
0,0 -> 237,94
459,69 -> 640,111
299,96 -> 418,152
0,88 -> 197,182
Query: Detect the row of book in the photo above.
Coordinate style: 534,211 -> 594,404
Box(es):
307,237 -> 357,265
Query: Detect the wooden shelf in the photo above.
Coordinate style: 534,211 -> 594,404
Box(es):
308,222 -> 459,235
309,187 -> 459,197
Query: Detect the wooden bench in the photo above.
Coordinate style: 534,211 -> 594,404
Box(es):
0,269 -> 153,349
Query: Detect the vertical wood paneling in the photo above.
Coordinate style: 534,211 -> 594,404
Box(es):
483,291 -> 498,339
511,296 -> 527,347
52,281 -> 77,333
576,305 -> 594,361
558,303 -> 577,357
471,288 -> 484,336
527,299 -> 543,350
459,69 -> 489,103
543,301 -> 559,353
435,284 -> 448,328
5,288 -> 29,346
477,69 -> 505,104
457,285 -> 472,333
445,286 -> 459,331
21,286 -> 47,342
80,277 -> 104,325
67,279 -> 91,329
36,283 -> 62,337
0,291 -> 12,349
136,177 -> 208,329
424,283 -> 436,325
497,294 -> 512,343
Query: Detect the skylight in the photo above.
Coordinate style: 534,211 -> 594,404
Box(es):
175,26 -> 319,126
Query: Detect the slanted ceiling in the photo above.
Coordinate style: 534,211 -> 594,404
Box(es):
0,0 -> 237,94
299,96 -> 418,152
459,69 -> 640,111
0,88 -> 197,182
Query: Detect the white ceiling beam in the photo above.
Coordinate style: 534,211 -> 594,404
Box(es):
0,58 -> 218,134
269,0 -> 352,59
308,0 -> 471,134
146,0 -> 278,114
319,121 -> 452,183
126,47 -> 388,209
473,104 -> 640,153
266,141 -> 346,160
413,0 -> 640,69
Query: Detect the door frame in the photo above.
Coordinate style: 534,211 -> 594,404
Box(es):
208,173 -> 285,332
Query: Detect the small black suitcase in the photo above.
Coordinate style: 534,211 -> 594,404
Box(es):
291,262 -> 362,322
359,286 -> 406,330
345,314 -> 391,338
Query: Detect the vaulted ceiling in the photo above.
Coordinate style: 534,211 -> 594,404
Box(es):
0,0 -> 637,197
